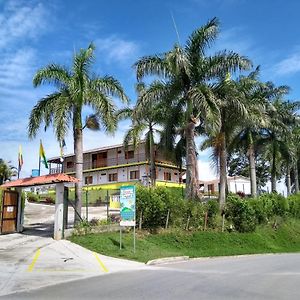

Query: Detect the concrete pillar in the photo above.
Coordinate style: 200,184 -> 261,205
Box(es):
16,188 -> 23,232
54,183 -> 64,240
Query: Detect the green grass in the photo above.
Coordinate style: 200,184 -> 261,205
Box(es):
69,218 -> 300,263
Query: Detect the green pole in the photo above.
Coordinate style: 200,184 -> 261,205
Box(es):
86,188 -> 88,221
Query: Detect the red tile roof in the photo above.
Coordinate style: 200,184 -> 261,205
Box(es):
1,173 -> 79,188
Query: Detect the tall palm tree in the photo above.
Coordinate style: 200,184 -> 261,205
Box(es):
118,82 -> 166,186
28,44 -> 128,223
202,75 -> 251,206
260,97 -> 298,192
229,67 -> 270,197
134,18 -> 251,199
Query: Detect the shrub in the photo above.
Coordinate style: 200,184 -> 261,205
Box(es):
205,200 -> 219,228
27,192 -> 40,202
225,194 -> 257,232
287,194 -> 300,218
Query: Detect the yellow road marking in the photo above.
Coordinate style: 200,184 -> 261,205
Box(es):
93,252 -> 108,273
27,249 -> 41,272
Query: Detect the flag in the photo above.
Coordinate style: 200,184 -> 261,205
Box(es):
39,140 -> 48,169
60,139 -> 66,162
18,145 -> 23,172
224,72 -> 231,83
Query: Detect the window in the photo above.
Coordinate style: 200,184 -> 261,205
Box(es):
164,172 -> 171,181
101,173 -> 106,176
108,173 -> 118,182
125,150 -> 134,159
66,161 -> 74,168
118,150 -> 122,154
85,176 -> 93,184
130,170 -> 139,180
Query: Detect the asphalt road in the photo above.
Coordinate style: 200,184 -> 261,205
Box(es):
3,253 -> 300,300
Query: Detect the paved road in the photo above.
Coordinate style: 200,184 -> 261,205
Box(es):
3,253 -> 300,299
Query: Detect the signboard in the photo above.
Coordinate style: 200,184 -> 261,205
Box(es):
120,186 -> 136,226
110,194 -> 120,209
31,169 -> 40,177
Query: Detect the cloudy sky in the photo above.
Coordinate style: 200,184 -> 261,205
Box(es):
0,0 -> 299,180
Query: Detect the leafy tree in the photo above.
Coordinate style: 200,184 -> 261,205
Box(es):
134,18 -> 251,200
28,44 -> 128,223
0,159 -> 17,185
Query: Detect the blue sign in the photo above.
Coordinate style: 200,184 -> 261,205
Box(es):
120,186 -> 136,226
31,169 -> 40,177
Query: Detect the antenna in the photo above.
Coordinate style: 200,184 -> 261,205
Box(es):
170,11 -> 181,45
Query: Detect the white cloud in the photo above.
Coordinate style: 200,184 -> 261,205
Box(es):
274,52 -> 300,76
0,1 -> 47,48
95,36 -> 139,64
0,48 -> 36,88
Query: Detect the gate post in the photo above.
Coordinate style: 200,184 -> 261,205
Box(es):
54,183 -> 64,240
16,188 -> 23,232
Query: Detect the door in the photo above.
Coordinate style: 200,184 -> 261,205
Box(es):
0,190 -> 19,234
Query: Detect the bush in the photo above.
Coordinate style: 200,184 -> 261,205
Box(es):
225,194 -> 257,232
27,192 -> 40,202
287,194 -> 300,218
205,200 -> 219,228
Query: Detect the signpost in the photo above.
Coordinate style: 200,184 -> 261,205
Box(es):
119,186 -> 136,253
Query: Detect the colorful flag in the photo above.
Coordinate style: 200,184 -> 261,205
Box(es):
39,140 -> 48,169
18,145 -> 23,172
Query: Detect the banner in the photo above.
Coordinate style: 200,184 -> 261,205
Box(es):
120,186 -> 136,226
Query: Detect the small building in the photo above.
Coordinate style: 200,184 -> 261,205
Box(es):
199,176 -> 251,195
48,142 -> 184,189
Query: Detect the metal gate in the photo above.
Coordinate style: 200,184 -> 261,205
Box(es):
0,190 -> 19,234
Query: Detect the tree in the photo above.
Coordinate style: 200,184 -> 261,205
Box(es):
28,44 -> 128,223
0,159 -> 17,185
229,67 -> 270,197
134,18 -> 251,200
118,82 -> 166,186
201,74 -> 252,206
259,96 -> 298,192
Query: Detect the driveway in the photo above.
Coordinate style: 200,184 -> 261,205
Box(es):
0,233 -> 145,297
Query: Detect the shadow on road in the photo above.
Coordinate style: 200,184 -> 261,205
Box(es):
22,223 -> 54,238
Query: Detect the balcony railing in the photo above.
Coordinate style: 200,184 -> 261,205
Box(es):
49,153 -> 179,174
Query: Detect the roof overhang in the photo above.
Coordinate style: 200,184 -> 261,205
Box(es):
1,173 -> 79,188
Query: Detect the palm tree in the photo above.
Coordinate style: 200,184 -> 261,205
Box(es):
134,18 -> 251,199
260,97 -> 298,192
28,44 -> 128,223
118,82 -> 166,186
201,74 -> 251,206
0,159 -> 17,184
229,67 -> 270,197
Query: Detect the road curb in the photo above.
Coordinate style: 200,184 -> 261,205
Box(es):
146,256 -> 189,265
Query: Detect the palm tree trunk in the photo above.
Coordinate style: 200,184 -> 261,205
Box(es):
185,120 -> 199,200
219,132 -> 227,208
271,149 -> 277,192
294,162 -> 299,193
286,162 -> 291,196
248,143 -> 257,197
73,109 -> 83,224
149,126 -> 156,187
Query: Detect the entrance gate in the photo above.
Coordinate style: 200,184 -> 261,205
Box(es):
0,190 -> 19,234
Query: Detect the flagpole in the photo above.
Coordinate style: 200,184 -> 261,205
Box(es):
39,140 -> 41,176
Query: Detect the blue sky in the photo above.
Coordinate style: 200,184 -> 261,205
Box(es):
0,0 -> 300,180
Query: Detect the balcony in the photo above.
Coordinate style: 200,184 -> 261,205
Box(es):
63,153 -> 148,173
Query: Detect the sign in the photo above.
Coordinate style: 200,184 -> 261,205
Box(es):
120,186 -> 136,226
31,169 -> 40,177
110,194 -> 120,209
7,206 -> 14,212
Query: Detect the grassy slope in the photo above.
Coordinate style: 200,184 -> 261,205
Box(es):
70,219 -> 300,263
